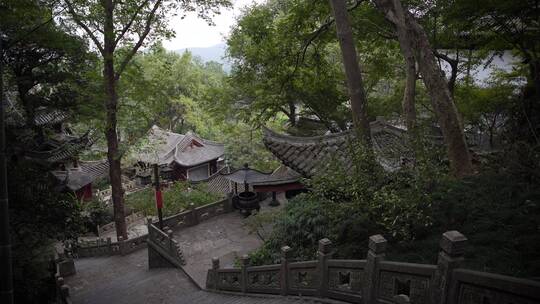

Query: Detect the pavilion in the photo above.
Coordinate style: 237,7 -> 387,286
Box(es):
134,125 -> 225,182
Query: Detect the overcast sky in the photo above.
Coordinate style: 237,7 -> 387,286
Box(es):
162,0 -> 265,50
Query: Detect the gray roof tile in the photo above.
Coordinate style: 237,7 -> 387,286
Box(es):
263,120 -> 411,177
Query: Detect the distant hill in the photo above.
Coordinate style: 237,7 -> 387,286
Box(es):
174,43 -> 231,72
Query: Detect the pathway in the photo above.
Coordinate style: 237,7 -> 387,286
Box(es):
174,211 -> 263,287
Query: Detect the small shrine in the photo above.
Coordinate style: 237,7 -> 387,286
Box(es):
134,126 -> 225,182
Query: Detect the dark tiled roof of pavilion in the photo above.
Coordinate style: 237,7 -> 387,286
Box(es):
262,120 -> 411,177
26,130 -> 97,163
51,159 -> 109,191
190,166 -> 231,195
136,126 -> 224,167
34,108 -> 69,126
221,164 -> 302,186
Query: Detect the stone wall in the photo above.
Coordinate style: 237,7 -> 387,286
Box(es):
74,195 -> 233,259
97,212 -> 144,235
206,231 -> 540,304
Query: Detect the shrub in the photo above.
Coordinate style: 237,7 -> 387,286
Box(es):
249,139 -> 540,278
125,181 -> 223,216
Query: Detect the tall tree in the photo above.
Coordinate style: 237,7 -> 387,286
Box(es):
329,0 -> 371,141
64,0 -> 230,239
373,0 -> 473,177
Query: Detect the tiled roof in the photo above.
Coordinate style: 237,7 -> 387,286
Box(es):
51,159 -> 109,190
263,120 -> 411,177
221,164 -> 301,186
136,126 -> 224,167
190,166 -> 231,195
26,130 -> 97,163
34,108 -> 68,126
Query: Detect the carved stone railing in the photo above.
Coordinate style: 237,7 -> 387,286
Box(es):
147,220 -> 185,268
98,212 -> 145,235
206,231 -> 540,304
52,252 -> 74,304
74,233 -> 148,258
74,195 -> 233,258
161,196 -> 231,229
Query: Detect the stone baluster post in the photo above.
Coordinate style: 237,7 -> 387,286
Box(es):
167,229 -> 174,253
317,238 -> 333,298
280,246 -> 292,296
106,237 -> 112,254
189,203 -> 199,226
60,284 -> 70,302
364,234 -> 387,304
225,192 -> 234,212
240,255 -> 250,293
207,257 -> 220,290
431,230 -> 467,304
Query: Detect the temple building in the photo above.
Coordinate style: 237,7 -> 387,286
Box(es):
262,119 -> 411,178
6,104 -> 108,201
51,160 -> 109,201
134,125 -> 225,182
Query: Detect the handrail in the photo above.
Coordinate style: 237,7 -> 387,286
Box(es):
207,231 -> 540,304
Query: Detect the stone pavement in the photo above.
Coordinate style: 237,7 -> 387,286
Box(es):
175,193 -> 288,287
65,248 -> 331,304
174,211 -> 263,288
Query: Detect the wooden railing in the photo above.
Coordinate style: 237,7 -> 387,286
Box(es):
206,231 -> 540,304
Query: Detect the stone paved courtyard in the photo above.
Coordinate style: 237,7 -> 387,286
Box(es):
174,211 -> 263,287
62,193 -> 331,304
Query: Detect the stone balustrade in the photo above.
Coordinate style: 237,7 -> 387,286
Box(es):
74,195 -> 233,259
98,212 -> 145,235
52,253 -> 74,304
147,221 -> 185,268
206,231 -> 540,304
74,233 -> 148,258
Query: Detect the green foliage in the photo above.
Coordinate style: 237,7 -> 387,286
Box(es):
9,160 -> 86,303
125,181 -> 223,216
81,199 -> 114,234
250,140 -> 540,278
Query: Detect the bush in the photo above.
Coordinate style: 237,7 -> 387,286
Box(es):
249,140 -> 540,278
81,199 -> 113,234
125,181 -> 223,216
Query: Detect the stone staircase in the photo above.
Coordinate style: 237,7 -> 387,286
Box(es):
64,249 -> 344,304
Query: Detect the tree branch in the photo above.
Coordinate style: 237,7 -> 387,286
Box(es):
64,0 -> 104,55
114,0 -> 162,80
114,0 -> 151,47
279,0 -> 364,96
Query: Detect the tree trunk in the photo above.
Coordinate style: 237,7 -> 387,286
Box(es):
328,0 -> 371,142
103,0 -> 127,240
374,0 -> 473,177
403,58 -> 416,131
288,101 -> 296,126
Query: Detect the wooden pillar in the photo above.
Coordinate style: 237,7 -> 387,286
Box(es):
364,234 -> 387,304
